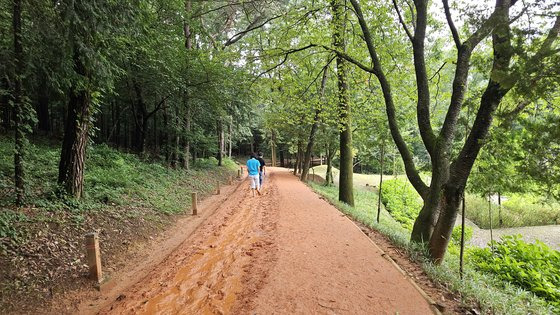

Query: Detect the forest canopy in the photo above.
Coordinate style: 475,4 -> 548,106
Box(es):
1,0 -> 559,264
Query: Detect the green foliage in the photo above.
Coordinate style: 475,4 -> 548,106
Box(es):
0,136 -> 237,215
470,236 -> 560,309
465,193 -> 560,228
451,224 -> 473,245
0,210 -> 28,252
380,178 -> 422,230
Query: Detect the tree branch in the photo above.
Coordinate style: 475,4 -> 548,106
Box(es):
299,55 -> 336,99
146,94 -> 172,120
392,0 -> 413,41
411,0 -> 437,158
252,44 -> 318,83
224,14 -> 284,47
318,45 -> 374,73
349,0 -> 429,198
442,0 -> 461,48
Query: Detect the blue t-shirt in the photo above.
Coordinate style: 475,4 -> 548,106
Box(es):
246,158 -> 261,176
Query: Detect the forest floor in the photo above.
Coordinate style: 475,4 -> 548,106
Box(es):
59,167 -> 472,315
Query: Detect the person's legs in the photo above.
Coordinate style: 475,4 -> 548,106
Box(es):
250,175 -> 256,196
250,175 -> 260,196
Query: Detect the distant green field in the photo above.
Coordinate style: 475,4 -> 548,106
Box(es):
310,166 -> 560,229
310,165 -> 406,189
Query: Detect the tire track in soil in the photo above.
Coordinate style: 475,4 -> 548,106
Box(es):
100,173 -> 279,315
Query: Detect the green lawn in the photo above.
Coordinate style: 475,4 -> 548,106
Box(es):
310,165 -> 406,189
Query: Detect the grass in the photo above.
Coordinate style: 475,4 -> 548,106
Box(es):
0,134 -> 238,256
310,165 -> 560,229
465,193 -> 560,229
310,165 -> 406,189
310,182 -> 555,315
0,136 -> 237,213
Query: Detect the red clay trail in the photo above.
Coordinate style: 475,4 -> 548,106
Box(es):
98,168 -> 434,315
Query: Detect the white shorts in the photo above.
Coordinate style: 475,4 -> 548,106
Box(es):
249,174 -> 260,189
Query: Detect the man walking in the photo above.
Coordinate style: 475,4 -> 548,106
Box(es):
257,152 -> 266,187
246,153 -> 261,196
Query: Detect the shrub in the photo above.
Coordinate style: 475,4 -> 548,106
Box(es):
469,235 -> 560,309
451,224 -> 473,245
380,178 -> 422,230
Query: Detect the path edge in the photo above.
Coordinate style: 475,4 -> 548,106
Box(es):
76,174 -> 249,314
343,215 -> 442,315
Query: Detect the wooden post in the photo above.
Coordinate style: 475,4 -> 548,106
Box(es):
240,166 -> 243,176
237,169 -> 241,179
216,180 -> 221,194
191,192 -> 198,215
228,175 -> 232,185
85,233 -> 102,282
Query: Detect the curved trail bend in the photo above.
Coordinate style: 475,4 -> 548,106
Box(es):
100,168 -> 434,315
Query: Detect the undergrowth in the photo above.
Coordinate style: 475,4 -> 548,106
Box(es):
470,236 -> 560,309
0,135 -> 237,254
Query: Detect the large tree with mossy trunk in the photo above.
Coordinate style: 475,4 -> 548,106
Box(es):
331,0 -> 354,206
333,0 -> 560,262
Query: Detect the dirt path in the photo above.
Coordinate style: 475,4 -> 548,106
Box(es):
97,168 -> 434,314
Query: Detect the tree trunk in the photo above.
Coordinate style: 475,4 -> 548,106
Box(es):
293,144 -> 300,176
13,0 -> 25,205
36,72 -> 50,134
377,142 -> 384,223
459,193 -> 466,279
217,119 -> 223,166
228,116 -> 232,159
58,51 -> 91,199
489,193 -> 494,252
182,98 -> 191,169
163,105 -> 170,164
270,130 -> 277,167
183,1 -> 192,168
325,143 -> 336,186
331,0 -> 353,206
1,78 -> 11,131
171,106 -> 180,167
279,148 -> 284,167
301,64 -> 329,182
297,142 -> 304,174
498,191 -> 502,227
426,184 -> 463,263
250,135 -> 254,153
131,81 -> 147,154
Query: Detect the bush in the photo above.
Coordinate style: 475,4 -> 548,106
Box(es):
451,224 -> 473,245
469,235 -> 560,309
380,178 -> 422,230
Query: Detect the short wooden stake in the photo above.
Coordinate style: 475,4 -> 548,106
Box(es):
237,169 -> 241,179
240,167 -> 243,176
85,233 -> 102,283
216,181 -> 221,194
228,176 -> 233,185
191,192 -> 198,215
